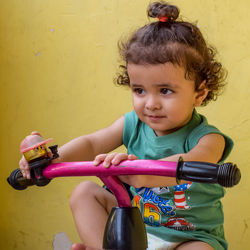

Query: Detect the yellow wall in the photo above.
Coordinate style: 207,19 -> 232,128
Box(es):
0,0 -> 249,249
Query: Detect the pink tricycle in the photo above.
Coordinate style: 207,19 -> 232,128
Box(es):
7,135 -> 241,250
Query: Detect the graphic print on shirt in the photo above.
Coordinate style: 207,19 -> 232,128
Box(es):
133,183 -> 195,230
174,182 -> 192,210
133,187 -> 175,226
162,217 -> 195,231
151,187 -> 170,195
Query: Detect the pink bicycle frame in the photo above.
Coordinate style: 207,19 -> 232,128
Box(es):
7,148 -> 241,207
7,144 -> 241,250
43,160 -> 178,207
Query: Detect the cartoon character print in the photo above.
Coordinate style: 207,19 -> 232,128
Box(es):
133,187 -> 175,227
133,183 -> 195,231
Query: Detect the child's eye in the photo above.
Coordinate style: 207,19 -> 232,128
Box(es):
133,88 -> 145,95
160,88 -> 173,95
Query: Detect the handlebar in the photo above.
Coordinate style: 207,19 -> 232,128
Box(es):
7,158 -> 241,207
9,139 -> 241,249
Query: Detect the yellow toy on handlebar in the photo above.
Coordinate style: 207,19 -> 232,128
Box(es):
20,134 -> 52,162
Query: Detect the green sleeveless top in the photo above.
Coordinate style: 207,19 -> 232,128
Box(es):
123,109 -> 233,250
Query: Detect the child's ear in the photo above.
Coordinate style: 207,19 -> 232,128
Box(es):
194,81 -> 209,106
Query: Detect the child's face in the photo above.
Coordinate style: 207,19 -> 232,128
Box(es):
128,63 -> 206,136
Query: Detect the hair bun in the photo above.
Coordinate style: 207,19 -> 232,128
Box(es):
147,1 -> 179,22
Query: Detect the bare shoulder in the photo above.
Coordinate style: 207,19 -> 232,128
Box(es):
198,133 -> 225,148
186,133 -> 225,163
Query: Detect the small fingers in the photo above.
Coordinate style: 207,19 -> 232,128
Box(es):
19,157 -> 30,179
102,153 -> 119,168
93,153 -> 138,168
93,153 -> 122,168
93,154 -> 108,166
128,154 -> 138,160
111,153 -> 132,165
18,132 -> 41,180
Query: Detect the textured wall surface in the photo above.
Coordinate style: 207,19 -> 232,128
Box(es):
0,0 -> 249,249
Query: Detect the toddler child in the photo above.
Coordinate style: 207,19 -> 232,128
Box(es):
20,2 -> 233,249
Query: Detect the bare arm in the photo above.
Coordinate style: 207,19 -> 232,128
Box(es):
20,116 -> 125,178
121,133 -> 225,188
56,116 -> 125,162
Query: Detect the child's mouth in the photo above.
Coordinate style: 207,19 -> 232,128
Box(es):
147,115 -> 165,121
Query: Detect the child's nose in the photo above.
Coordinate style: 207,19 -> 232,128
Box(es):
145,95 -> 161,110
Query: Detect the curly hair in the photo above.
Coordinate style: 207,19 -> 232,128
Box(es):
116,1 -> 227,106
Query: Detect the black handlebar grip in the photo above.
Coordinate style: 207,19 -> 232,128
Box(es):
7,169 -> 34,190
7,168 -> 51,190
177,161 -> 241,187
217,162 -> 241,187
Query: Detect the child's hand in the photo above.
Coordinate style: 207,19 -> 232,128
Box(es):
19,131 -> 43,179
19,155 -> 31,179
93,153 -> 138,168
